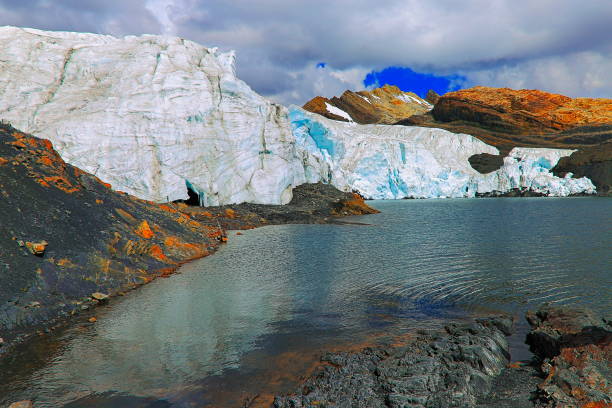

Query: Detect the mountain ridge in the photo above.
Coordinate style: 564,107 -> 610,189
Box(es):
302,84 -> 432,124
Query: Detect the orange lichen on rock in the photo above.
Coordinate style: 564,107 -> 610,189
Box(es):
149,244 -> 173,263
35,178 -> 51,188
135,220 -> 155,239
42,176 -> 80,193
0,157 -> 9,165
164,235 -> 207,255
56,258 -> 76,268
332,193 -> 380,216
581,402 -> 611,408
159,204 -> 178,214
37,154 -> 55,167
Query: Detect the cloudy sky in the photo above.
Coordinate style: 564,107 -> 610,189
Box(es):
1,0 -> 611,105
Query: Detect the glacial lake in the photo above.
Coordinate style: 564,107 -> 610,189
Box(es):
1,197 -> 610,407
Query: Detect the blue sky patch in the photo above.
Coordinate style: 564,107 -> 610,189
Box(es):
363,67 -> 466,97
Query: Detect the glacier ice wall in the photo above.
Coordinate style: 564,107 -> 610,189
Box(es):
0,26 -> 306,205
0,27 -> 596,204
289,108 -> 596,198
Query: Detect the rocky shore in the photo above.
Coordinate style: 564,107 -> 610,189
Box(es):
271,307 -> 611,408
0,123 -> 377,356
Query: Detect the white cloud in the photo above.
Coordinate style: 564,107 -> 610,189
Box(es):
465,50 -> 612,98
267,64 -> 370,106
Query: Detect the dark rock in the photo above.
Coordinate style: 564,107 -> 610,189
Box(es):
184,183 -> 379,229
476,188 -> 547,198
525,306 -> 611,407
469,153 -> 506,174
273,317 -> 513,408
552,139 -> 612,196
425,89 -> 440,104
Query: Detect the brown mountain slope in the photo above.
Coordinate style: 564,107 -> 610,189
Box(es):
399,86 -> 612,151
303,85 -> 432,124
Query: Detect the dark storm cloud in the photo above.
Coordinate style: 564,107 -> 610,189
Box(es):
1,0 -> 611,103
0,0 -> 161,35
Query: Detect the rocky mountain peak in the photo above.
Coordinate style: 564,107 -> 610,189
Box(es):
302,85 -> 432,124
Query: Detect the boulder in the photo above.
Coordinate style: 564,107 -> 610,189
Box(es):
525,306 -> 611,407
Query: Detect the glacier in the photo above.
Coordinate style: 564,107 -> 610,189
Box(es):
288,108 -> 596,199
0,26 -> 307,205
0,27 -> 596,204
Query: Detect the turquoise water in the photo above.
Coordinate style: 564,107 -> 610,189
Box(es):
1,197 -> 610,407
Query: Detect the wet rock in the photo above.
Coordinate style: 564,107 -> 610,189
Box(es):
8,401 -> 34,408
273,317 -> 513,408
526,306 -> 611,407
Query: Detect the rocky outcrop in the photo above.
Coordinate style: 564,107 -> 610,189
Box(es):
184,183 -> 379,229
425,89 -> 440,104
273,317 -> 514,408
526,306 -> 611,407
552,139 -> 612,195
302,84 -> 432,124
400,87 -> 612,150
432,87 -> 612,136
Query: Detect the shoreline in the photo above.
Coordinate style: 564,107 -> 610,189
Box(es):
1,191 -> 610,407
1,185 -> 607,357
0,181 -> 379,358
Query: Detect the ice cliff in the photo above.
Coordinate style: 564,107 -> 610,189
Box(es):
0,26 -> 305,205
289,108 -> 596,199
0,27 -> 596,204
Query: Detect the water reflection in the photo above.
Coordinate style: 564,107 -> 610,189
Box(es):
0,197 -> 610,407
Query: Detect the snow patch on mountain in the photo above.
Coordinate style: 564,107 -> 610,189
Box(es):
325,102 -> 353,122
